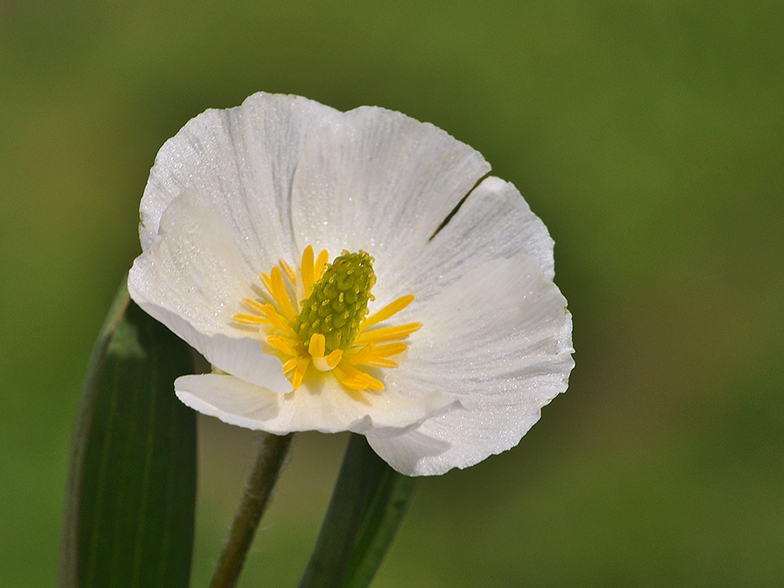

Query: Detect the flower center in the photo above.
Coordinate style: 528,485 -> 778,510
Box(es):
293,250 -> 376,354
232,246 -> 421,392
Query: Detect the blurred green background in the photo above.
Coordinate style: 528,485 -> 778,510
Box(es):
2,0 -> 782,586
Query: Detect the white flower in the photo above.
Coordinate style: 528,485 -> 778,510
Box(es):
127,92 -> 574,476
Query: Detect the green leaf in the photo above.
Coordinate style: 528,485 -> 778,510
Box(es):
342,460 -> 417,588
58,279 -> 198,588
298,434 -> 417,588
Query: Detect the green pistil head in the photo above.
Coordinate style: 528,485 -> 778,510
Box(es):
294,250 -> 376,354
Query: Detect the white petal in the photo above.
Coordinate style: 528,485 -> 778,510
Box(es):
382,176 -> 557,308
175,373 -> 460,436
369,254 -> 574,475
128,191 -> 292,393
129,190 -> 255,336
289,105 -> 490,289
175,374 -> 281,428
139,92 -> 339,269
138,304 -> 291,393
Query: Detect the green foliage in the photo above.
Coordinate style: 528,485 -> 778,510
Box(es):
58,281 -> 197,588
298,434 -> 416,588
342,453 -> 417,588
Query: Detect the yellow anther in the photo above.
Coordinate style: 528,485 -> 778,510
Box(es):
280,259 -> 297,285
361,295 -> 414,331
349,342 -> 404,368
282,357 -> 299,373
291,359 -> 310,389
314,249 -> 329,279
301,245 -> 316,294
259,271 -> 273,296
308,333 -> 326,358
242,298 -> 267,313
232,313 -> 267,325
334,362 -> 383,391
355,322 -> 422,345
325,349 -> 343,368
348,344 -> 374,365
268,335 -> 298,357
269,266 -> 297,320
258,304 -> 295,337
308,333 -> 345,371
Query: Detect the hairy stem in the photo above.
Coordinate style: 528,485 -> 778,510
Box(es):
210,432 -> 294,588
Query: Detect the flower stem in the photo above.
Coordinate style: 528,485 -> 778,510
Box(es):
210,432 -> 294,588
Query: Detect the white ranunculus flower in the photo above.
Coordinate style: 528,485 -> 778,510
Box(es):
127,92 -> 574,476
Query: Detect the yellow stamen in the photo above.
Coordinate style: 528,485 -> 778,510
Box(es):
348,342 -> 406,368
242,298 -> 267,313
291,358 -> 310,389
260,271 -> 273,297
232,313 -> 267,325
301,245 -> 316,295
314,249 -> 329,279
308,333 -> 345,371
361,295 -> 415,331
268,335 -> 299,357
280,259 -> 297,285
260,304 -> 298,337
372,342 -> 408,356
269,267 -> 297,321
355,322 -> 422,345
334,361 -> 384,391
325,349 -> 343,368
308,332 -> 326,358
282,357 -> 299,373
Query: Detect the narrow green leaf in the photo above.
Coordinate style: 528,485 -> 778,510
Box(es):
342,463 -> 416,588
298,434 -> 416,588
58,279 -> 197,588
